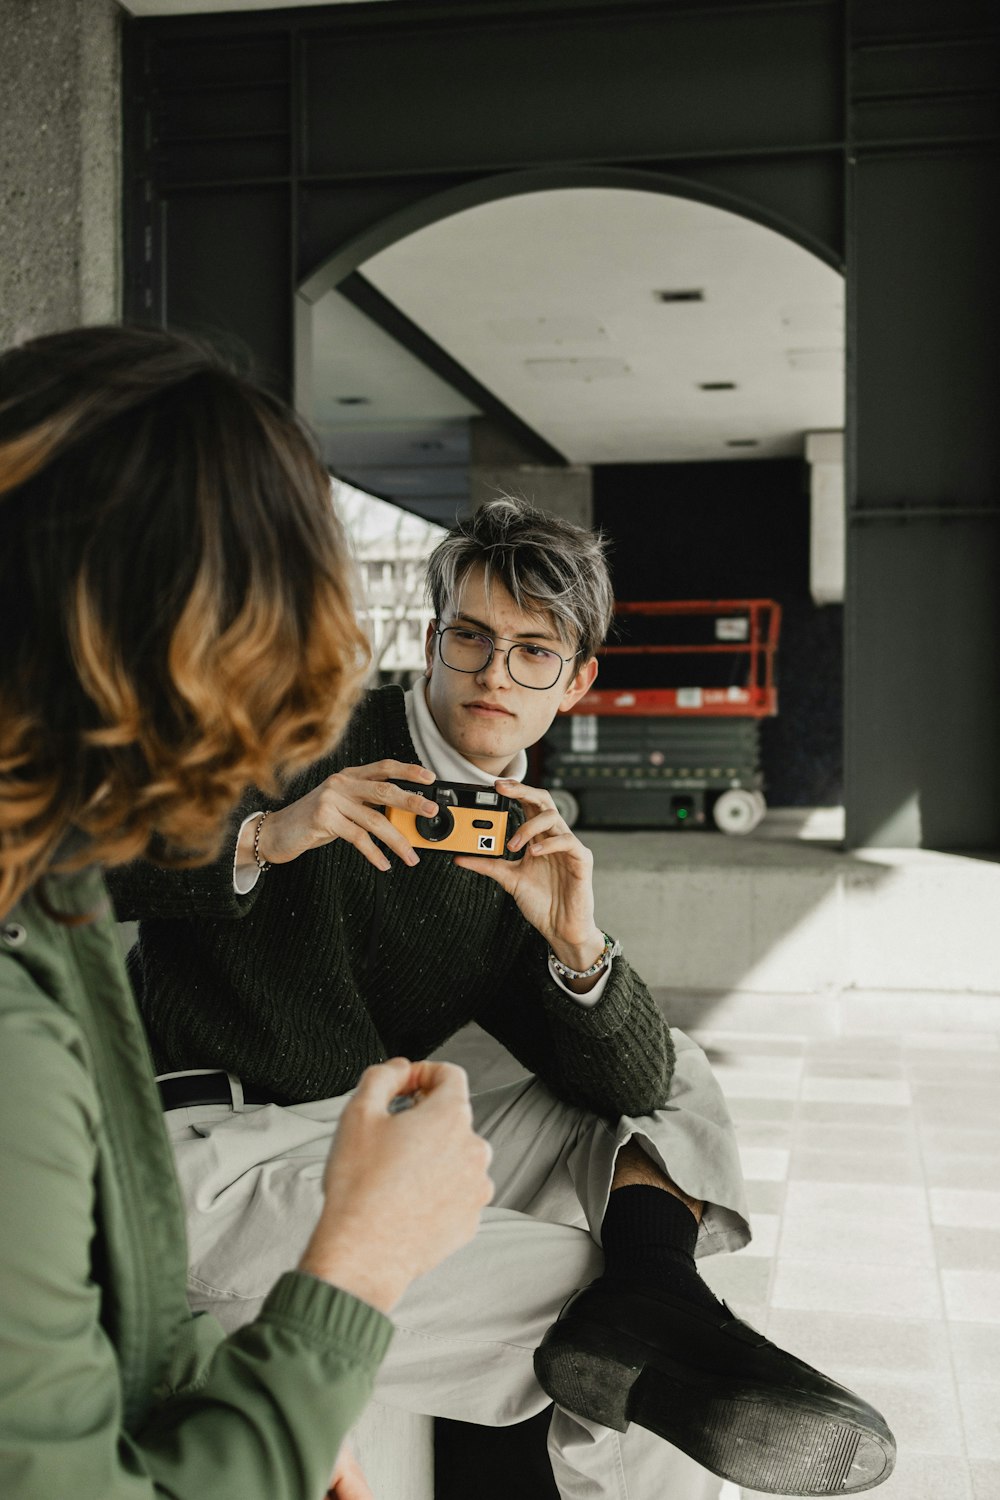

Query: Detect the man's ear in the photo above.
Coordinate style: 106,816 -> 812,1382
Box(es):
557,655 -> 599,714
423,619 -> 437,679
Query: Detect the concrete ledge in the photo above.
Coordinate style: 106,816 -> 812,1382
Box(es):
587,829 -> 1000,997
651,989 -> 841,1037
653,986 -> 1000,1037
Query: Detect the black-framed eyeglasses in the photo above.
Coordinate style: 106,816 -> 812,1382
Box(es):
435,625 -> 579,691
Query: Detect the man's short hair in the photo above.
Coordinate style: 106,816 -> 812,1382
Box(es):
426,496 -> 614,659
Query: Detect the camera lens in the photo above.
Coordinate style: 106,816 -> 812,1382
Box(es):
415,806 -> 456,842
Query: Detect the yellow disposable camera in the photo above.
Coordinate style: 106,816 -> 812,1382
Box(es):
386,779 -> 525,859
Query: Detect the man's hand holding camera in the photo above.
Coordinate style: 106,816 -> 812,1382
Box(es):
237,760 -> 440,876
454,777 -> 608,994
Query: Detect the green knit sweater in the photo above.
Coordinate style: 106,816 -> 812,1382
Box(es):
109,686 -> 674,1119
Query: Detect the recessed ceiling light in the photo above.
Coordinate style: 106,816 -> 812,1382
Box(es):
726,439 -> 759,448
699,381 -> 737,391
655,289 -> 704,303
336,396 -> 370,406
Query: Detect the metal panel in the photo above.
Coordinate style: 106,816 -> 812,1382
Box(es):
301,3 -> 843,177
844,0 -> 1000,846
162,189 -> 294,394
845,516 -> 1000,848
298,177 -> 474,285
851,153 -> 1000,510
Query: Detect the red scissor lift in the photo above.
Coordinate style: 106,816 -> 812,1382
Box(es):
543,599 -> 782,834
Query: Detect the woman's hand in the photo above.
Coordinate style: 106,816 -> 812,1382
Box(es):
327,1442 -> 373,1500
236,761 -> 438,875
299,1059 -> 493,1314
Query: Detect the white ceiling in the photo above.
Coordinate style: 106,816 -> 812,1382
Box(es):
361,187 -> 844,465
308,290 -> 475,521
311,291 -> 477,431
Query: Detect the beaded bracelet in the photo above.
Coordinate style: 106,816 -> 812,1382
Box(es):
253,809 -> 271,873
549,932 -> 615,981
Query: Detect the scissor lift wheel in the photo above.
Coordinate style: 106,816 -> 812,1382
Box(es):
712,787 -> 765,835
550,788 -> 581,828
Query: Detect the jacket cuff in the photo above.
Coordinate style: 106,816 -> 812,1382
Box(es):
259,1271 -> 395,1369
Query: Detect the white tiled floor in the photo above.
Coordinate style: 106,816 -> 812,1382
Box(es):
689,1025 -> 1000,1500
438,1010 -> 1000,1498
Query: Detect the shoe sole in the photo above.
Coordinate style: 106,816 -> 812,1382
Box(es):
534,1318 -> 895,1496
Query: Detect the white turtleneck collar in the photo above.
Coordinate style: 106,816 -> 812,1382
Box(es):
404,675 -> 528,788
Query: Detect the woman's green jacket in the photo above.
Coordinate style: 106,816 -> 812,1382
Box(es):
0,868 -> 392,1500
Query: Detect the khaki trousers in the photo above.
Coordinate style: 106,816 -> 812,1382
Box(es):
165,1030 -> 748,1500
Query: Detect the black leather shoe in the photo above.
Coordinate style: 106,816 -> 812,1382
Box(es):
533,1278 -> 896,1495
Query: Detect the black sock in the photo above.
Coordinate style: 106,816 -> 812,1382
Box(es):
600,1184 -> 721,1311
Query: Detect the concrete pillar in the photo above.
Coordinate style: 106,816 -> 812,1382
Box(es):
0,0 -> 121,348
845,150 -> 1000,850
471,462 -> 593,530
469,415 -> 593,530
805,430 -> 844,607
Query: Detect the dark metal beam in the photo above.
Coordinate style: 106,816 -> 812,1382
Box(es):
337,272 -> 567,468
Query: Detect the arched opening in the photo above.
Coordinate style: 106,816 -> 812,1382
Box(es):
298,176 -> 845,817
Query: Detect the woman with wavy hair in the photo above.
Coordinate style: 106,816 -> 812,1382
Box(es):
0,325 -> 492,1500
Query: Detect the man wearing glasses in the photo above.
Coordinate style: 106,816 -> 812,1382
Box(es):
112,497 -> 894,1500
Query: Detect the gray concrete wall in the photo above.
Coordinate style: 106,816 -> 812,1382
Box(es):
469,414 -> 594,528
1,0 -> 122,348
470,462 -> 594,531
585,829 -> 1000,1005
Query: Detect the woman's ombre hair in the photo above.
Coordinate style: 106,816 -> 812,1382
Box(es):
0,325 -> 369,916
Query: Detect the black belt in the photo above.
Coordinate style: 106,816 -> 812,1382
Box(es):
157,1072 -> 285,1111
